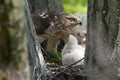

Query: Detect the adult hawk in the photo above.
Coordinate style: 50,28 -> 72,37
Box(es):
32,10 -> 82,42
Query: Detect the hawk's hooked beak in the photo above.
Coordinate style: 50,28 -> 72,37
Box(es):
79,22 -> 82,25
76,18 -> 82,25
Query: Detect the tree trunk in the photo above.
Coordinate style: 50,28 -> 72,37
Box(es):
0,0 -> 30,80
48,0 -> 64,13
27,0 -> 48,13
26,0 -> 47,80
85,0 -> 120,80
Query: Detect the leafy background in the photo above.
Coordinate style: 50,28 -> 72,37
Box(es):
63,0 -> 87,14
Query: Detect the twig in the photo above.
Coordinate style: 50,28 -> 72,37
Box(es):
49,57 -> 84,80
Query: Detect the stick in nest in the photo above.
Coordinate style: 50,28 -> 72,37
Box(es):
49,57 -> 84,80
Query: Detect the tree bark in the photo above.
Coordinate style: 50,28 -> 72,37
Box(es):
0,0 -> 30,80
28,0 -> 64,13
27,0 -> 48,13
26,0 -> 47,80
48,0 -> 64,13
85,0 -> 120,80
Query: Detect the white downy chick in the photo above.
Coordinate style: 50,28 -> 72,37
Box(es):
61,35 -> 85,66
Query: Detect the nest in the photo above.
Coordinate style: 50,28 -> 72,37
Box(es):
46,58 -> 86,80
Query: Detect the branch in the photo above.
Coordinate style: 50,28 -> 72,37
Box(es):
49,57 -> 84,80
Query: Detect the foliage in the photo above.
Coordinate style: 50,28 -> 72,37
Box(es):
48,51 -> 61,64
63,0 -> 88,14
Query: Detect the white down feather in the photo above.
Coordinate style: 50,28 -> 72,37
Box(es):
61,35 -> 85,66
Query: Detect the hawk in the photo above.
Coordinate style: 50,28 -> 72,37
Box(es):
32,10 -> 82,42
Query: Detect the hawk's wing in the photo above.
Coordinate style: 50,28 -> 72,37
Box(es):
32,10 -> 82,41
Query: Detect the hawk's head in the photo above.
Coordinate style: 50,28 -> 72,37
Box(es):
32,10 -> 82,41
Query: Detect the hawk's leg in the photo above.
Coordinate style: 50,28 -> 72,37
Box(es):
47,38 -> 61,62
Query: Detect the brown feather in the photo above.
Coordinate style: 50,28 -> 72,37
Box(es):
32,10 -> 82,41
